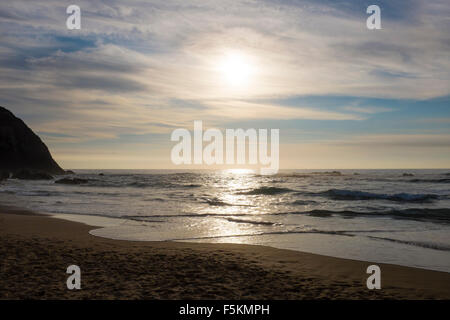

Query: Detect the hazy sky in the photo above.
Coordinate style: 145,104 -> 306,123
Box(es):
0,0 -> 449,169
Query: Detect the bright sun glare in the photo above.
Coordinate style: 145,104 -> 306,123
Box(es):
219,52 -> 253,87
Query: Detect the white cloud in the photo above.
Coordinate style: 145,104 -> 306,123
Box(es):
0,0 -> 449,169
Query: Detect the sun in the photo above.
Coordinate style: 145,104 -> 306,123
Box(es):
219,51 -> 253,87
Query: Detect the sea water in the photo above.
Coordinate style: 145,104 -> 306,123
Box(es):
1,169 -> 449,272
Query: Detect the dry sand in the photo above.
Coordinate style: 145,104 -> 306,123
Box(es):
1,206 -> 449,300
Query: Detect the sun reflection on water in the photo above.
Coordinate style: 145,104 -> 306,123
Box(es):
187,169 -> 280,240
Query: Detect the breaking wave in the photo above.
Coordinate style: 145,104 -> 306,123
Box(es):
303,189 -> 440,203
224,217 -> 278,226
237,186 -> 294,195
276,208 -> 450,224
368,236 -> 450,252
407,178 -> 450,184
291,199 -> 317,205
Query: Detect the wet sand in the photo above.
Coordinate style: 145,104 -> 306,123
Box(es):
1,206 -> 449,300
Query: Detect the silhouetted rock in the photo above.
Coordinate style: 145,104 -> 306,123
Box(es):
55,177 -> 89,185
402,173 -> 414,177
12,169 -> 53,180
311,171 -> 342,176
0,106 -> 65,175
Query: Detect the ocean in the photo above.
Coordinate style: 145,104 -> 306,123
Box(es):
1,169 -> 449,272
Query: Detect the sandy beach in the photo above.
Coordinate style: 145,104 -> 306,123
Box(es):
0,206 -> 449,300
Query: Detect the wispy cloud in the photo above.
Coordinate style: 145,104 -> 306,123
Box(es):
0,0 -> 448,168
342,105 -> 393,114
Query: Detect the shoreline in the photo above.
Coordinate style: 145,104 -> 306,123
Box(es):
53,211 -> 450,274
1,206 -> 450,299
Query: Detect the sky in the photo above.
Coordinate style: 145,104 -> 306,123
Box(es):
0,0 -> 449,169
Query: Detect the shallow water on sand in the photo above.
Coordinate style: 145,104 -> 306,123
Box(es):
1,169 -> 449,272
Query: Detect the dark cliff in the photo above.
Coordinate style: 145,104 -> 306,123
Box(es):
0,106 -> 65,175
